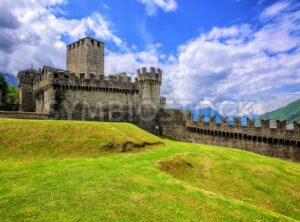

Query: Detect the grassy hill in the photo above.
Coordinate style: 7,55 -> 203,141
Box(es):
261,99 -> 300,123
0,119 -> 161,160
0,119 -> 300,221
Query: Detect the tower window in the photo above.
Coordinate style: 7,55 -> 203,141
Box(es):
80,73 -> 85,79
90,74 -> 96,79
97,42 -> 101,47
91,39 -> 94,46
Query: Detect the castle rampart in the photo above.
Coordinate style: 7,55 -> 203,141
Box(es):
160,109 -> 300,161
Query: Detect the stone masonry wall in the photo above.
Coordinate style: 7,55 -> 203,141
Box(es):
0,111 -> 48,120
160,109 -> 300,161
19,83 -> 35,112
67,37 -> 104,78
50,88 -> 137,122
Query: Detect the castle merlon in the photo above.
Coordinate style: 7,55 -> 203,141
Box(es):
66,37 -> 104,48
32,66 -> 139,94
188,114 -> 300,141
136,67 -> 162,82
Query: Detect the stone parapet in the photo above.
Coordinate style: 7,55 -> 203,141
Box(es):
0,111 -> 49,120
189,115 -> 300,141
137,67 -> 162,84
33,68 -> 139,94
160,109 -> 300,161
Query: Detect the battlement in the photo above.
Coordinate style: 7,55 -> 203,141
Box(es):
136,67 -> 162,83
33,66 -> 138,94
107,73 -> 132,83
188,115 -> 300,141
67,37 -> 104,51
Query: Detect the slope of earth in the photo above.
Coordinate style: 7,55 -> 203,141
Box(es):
0,119 -> 162,160
0,119 -> 300,221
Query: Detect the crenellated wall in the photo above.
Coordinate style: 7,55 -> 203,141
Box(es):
31,66 -> 164,133
160,109 -> 300,161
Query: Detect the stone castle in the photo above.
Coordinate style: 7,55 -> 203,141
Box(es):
17,37 -> 165,133
3,36 -> 299,161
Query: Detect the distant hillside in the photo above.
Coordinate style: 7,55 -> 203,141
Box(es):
261,99 -> 300,123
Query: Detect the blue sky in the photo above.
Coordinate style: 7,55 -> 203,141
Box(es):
57,0 -> 279,53
0,0 -> 299,116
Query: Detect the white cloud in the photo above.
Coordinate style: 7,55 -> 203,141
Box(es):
105,44 -> 161,75
207,25 -> 252,40
0,0 -> 123,74
260,1 -> 290,18
137,0 -> 177,15
105,2 -> 300,115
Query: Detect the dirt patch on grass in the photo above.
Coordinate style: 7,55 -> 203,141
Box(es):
157,156 -> 194,175
103,141 -> 163,153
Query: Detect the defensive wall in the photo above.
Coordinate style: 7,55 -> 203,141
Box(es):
0,111 -> 49,120
160,109 -> 300,161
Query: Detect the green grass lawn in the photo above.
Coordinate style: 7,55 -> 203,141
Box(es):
0,119 -> 300,221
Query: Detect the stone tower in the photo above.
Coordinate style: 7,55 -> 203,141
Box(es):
136,67 -> 162,133
66,37 -> 104,79
17,68 -> 40,112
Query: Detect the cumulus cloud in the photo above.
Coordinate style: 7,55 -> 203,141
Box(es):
106,1 -> 300,115
165,1 -> 300,115
0,0 -> 123,74
105,44 -> 161,75
260,1 -> 290,18
137,0 -> 177,15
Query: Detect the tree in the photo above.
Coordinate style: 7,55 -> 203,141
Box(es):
0,73 -> 8,103
0,73 -> 19,105
6,84 -> 19,104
